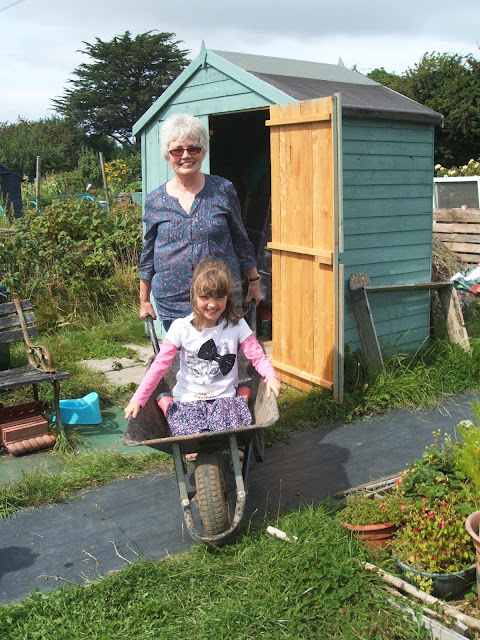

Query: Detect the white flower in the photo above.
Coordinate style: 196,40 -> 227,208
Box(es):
457,419 -> 474,430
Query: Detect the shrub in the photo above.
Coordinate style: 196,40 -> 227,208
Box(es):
0,198 -> 142,328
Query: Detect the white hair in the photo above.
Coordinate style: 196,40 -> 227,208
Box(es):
160,114 -> 209,160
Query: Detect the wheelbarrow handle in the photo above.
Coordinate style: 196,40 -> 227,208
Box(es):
247,299 -> 257,337
145,314 -> 160,355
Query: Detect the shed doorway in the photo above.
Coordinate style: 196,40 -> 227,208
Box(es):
209,109 -> 272,303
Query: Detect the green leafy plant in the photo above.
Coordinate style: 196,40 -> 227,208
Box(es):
455,405 -> 480,496
339,491 -> 411,527
0,198 -> 142,328
392,496 -> 475,575
397,429 -> 470,508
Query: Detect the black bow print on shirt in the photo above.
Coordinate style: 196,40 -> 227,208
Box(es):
197,339 -> 236,376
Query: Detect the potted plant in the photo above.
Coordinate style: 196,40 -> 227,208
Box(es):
393,428 -> 477,599
392,495 -> 476,599
338,491 -> 411,549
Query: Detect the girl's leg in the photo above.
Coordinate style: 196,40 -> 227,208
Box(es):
166,400 -> 209,436
206,397 -> 252,432
156,392 -> 173,416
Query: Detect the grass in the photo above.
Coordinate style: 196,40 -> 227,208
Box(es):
0,449 -> 171,520
0,504 -> 431,640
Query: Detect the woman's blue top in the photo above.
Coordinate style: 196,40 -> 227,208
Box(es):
139,175 -> 257,320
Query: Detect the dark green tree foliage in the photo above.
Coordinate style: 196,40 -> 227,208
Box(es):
366,67 -> 407,95
402,53 -> 480,166
0,117 -> 97,179
52,31 -> 189,146
369,53 -> 480,166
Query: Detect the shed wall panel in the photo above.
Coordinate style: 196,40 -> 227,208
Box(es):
341,118 -> 434,355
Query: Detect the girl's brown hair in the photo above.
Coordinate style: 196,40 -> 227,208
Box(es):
190,259 -> 242,330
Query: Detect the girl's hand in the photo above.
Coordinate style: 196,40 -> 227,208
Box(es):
266,376 -> 281,398
125,401 -> 141,419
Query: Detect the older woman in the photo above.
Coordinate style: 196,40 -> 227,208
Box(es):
139,113 -> 262,331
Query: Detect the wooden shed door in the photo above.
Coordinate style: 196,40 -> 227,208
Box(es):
266,95 -> 343,401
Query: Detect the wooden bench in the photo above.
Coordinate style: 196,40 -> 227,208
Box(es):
0,299 -> 70,434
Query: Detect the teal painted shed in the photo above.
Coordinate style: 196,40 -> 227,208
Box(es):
133,46 -> 443,400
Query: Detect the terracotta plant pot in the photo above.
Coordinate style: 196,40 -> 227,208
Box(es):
340,521 -> 397,549
465,510 -> 480,604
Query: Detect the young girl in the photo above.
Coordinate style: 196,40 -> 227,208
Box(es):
125,258 -> 281,436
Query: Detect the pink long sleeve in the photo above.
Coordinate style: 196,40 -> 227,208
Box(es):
240,334 -> 277,382
130,339 -> 178,407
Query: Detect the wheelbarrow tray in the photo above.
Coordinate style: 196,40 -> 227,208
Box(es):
122,371 -> 278,456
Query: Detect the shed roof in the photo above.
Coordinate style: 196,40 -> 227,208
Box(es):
213,50 -> 443,125
133,47 -> 443,134
0,164 -> 22,179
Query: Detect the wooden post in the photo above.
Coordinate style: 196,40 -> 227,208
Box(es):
437,285 -> 470,351
349,273 -> 384,371
99,152 -> 110,211
35,156 -> 41,212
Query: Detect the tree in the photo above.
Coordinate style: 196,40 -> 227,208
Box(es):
0,117 -> 113,179
52,31 -> 190,146
402,53 -> 480,166
369,53 -> 480,167
367,68 -> 407,95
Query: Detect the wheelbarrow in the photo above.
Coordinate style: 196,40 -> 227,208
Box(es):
122,305 -> 279,545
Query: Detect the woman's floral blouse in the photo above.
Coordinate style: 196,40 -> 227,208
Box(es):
139,175 -> 256,320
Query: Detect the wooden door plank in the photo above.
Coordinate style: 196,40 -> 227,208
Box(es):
267,96 -> 340,393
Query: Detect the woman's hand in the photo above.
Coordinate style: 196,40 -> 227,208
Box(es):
245,279 -> 263,306
140,278 -> 156,319
266,376 -> 281,398
140,300 -> 156,320
125,401 -> 141,420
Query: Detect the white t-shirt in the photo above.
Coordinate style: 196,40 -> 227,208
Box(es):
166,314 -> 252,402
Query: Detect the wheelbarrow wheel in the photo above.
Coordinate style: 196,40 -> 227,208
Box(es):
195,451 -> 232,537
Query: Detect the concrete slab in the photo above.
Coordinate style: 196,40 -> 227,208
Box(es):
104,366 -> 147,387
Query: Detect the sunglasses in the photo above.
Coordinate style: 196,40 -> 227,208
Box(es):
169,146 -> 202,157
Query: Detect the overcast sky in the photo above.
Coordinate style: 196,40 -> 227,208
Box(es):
1,0 -> 479,125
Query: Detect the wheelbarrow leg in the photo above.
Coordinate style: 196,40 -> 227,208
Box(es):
172,443 -> 197,536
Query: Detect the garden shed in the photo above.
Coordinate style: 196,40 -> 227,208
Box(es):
133,45 -> 443,401
0,164 -> 23,218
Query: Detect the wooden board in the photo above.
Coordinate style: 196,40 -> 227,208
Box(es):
434,207 -> 480,265
267,96 -> 342,397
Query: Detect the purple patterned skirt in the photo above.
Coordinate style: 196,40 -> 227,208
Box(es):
166,396 -> 252,437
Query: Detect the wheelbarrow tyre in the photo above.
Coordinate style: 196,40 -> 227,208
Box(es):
195,451 -> 232,537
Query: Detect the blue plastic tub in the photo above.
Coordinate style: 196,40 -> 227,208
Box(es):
52,392 -> 102,425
